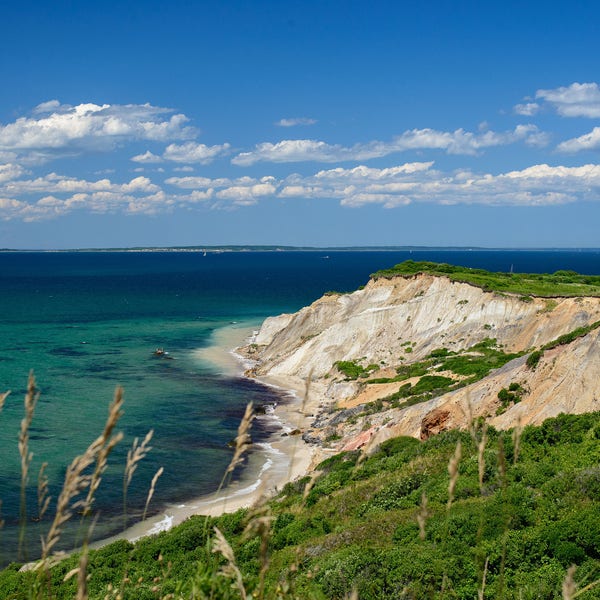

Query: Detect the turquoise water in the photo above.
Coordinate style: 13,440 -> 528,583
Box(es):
1,249 -> 599,565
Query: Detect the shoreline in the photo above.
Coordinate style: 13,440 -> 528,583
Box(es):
92,321 -> 316,550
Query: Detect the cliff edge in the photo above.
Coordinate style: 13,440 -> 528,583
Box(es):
240,267 -> 600,453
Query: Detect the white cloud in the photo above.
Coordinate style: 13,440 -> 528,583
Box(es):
173,166 -> 194,172
514,102 -> 540,116
132,142 -> 230,165
33,100 -> 62,114
557,127 -> 600,153
216,182 -> 277,206
165,175 -> 232,189
0,163 -> 26,183
535,82 -> 600,118
162,141 -> 230,163
164,160 -> 600,209
3,173 -> 160,196
131,150 -> 163,163
0,102 -> 197,160
276,117 -> 317,127
280,161 -> 600,207
231,126 -> 546,166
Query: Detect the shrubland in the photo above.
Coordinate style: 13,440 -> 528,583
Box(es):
0,409 -> 598,599
372,260 -> 600,297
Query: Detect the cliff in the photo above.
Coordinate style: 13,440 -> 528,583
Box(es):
241,270 -> 600,452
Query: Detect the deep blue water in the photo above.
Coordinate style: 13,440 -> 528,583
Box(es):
0,249 -> 599,565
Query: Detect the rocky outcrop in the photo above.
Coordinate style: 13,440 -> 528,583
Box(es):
241,273 -> 600,451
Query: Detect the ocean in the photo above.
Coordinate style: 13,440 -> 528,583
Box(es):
1,248 -> 599,565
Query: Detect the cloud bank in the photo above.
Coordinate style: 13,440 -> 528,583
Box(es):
232,125 -> 547,166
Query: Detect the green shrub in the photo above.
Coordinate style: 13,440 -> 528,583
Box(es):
526,349 -> 542,369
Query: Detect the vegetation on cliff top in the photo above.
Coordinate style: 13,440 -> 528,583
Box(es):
371,260 -> 600,297
1,412 -> 599,599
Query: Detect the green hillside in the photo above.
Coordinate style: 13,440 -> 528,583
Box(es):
2,412 -> 599,599
372,260 -> 600,297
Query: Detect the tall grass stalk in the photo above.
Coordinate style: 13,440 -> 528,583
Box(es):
63,542 -> 90,600
219,402 -> 255,513
142,466 -> 164,521
562,565 -> 577,600
18,372 -> 39,561
40,390 -> 125,566
36,463 -> 50,523
0,390 -> 7,532
446,440 -> 461,510
123,429 -> 153,530
244,500 -> 274,600
212,526 -> 247,600
416,492 -> 429,541
83,387 -> 124,518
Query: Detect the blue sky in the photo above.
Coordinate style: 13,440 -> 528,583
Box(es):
1,0 -> 600,248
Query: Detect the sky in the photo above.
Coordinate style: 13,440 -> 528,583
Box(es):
1,0 -> 600,249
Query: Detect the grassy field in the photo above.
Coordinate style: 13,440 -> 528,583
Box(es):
1,412 -> 599,599
371,260 -> 600,297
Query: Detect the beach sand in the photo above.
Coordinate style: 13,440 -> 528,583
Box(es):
93,322 -> 316,550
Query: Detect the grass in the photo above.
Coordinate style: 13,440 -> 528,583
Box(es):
3,322 -> 600,600
334,361 -> 379,380
526,320 -> 600,370
355,338 -> 524,415
2,408 -> 599,599
371,260 -> 600,297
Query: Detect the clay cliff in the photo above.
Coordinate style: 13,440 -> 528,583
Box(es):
240,272 -> 600,452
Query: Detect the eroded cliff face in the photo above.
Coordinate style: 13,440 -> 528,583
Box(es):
241,273 -> 600,451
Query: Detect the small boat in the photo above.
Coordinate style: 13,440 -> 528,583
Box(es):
153,348 -> 175,360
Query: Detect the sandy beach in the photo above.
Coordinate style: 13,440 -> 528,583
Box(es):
93,322 -> 317,550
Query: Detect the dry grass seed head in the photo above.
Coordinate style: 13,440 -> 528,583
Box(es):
37,462 -> 51,521
83,388 -> 125,516
477,424 -> 488,495
125,429 -> 153,488
64,546 -> 90,600
447,440 -> 462,510
562,565 -> 577,600
18,372 -> 39,558
212,526 -> 247,600
19,373 -> 39,485
41,394 -> 125,562
478,557 -> 489,600
244,497 -> 274,600
512,419 -> 523,465
226,402 -> 255,475
143,466 -> 164,521
417,492 -> 429,541
41,450 -> 97,561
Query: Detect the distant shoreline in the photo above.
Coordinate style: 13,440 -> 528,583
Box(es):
2,246 -> 600,253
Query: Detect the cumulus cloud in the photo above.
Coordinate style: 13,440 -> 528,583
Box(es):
231,125 -> 546,165
0,163 -> 26,183
535,82 -> 600,118
557,127 -> 600,153
162,141 -> 231,163
4,160 -> 600,221
276,117 -> 317,127
165,174 -> 277,206
131,142 -> 230,165
131,150 -> 163,163
514,102 -> 540,116
3,173 -> 159,196
164,161 -> 600,209
0,102 -> 197,160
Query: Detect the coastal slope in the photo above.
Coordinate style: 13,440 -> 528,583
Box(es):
241,269 -> 600,452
